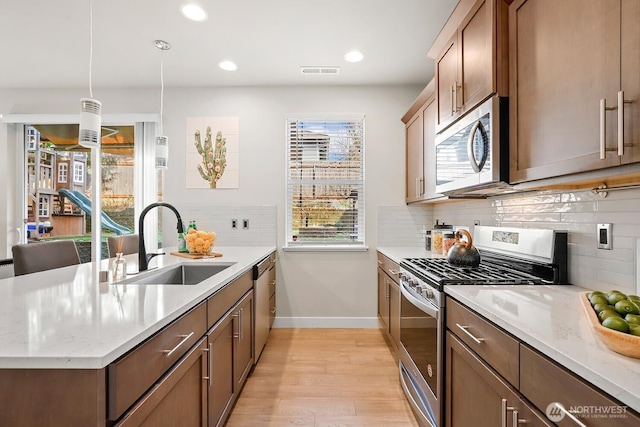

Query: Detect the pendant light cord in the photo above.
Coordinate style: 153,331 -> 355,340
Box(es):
89,0 -> 94,98
160,49 -> 165,135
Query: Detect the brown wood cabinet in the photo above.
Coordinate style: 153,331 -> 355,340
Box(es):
377,253 -> 401,352
108,302 -> 207,421
509,0 -> 640,183
446,297 -> 640,426
520,344 -> 640,427
445,332 -> 552,427
435,0 -> 508,133
402,81 -> 443,203
115,338 -> 208,427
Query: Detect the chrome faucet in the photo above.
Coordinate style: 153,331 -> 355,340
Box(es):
138,202 -> 185,272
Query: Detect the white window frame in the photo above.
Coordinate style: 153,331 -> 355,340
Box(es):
58,163 -> 68,183
38,195 -> 50,217
284,114 -> 366,251
73,161 -> 84,184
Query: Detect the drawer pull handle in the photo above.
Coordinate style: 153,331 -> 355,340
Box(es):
377,260 -> 383,266
388,269 -> 399,275
270,280 -> 276,285
206,343 -> 212,387
501,399 -> 515,427
549,402 -> 587,427
270,307 -> 277,314
512,410 -> 526,425
456,323 -> 484,344
162,332 -> 194,357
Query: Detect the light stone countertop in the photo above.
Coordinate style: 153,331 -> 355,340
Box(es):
0,246 -> 275,370
377,247 -> 640,412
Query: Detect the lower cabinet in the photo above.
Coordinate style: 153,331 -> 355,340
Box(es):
445,331 -> 551,427
377,253 -> 400,352
207,290 -> 254,427
115,337 -> 208,427
446,296 -> 640,427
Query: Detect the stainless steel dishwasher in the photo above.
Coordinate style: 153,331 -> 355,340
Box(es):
253,253 -> 275,363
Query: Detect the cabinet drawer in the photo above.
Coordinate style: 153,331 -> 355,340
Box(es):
446,297 -> 519,386
108,302 -> 207,420
207,270 -> 253,328
520,344 -> 640,427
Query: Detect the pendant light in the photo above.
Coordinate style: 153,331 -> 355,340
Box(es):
154,40 -> 171,169
79,0 -> 102,148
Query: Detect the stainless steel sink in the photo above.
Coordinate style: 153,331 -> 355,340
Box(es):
123,263 -> 235,285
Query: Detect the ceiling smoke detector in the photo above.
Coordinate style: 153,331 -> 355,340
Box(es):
300,66 -> 341,75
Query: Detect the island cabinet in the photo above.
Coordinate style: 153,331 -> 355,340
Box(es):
434,0 -> 509,133
268,255 -> 276,328
445,297 -> 640,427
205,270 -> 254,427
403,80 -> 443,203
509,0 -> 640,184
377,253 -> 400,353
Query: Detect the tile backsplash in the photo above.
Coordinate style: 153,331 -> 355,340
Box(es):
176,205 -> 276,246
380,188 -> 640,293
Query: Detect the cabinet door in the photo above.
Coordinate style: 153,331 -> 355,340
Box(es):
421,97 -> 442,200
406,110 -> 424,203
509,0 -> 621,183
436,35 -> 459,131
207,314 -> 234,427
388,279 -> 400,347
621,0 -> 640,164
445,332 -> 552,427
459,0 -> 494,112
116,338 -> 208,427
254,270 -> 270,363
377,269 -> 390,333
233,291 -> 254,390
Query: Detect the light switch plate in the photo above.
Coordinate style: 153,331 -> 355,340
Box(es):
597,223 -> 612,250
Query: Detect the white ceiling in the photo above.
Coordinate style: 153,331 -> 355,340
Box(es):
0,0 -> 457,89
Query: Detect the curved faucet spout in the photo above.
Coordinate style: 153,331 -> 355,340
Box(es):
138,202 -> 184,272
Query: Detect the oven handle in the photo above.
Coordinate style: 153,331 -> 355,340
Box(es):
400,363 -> 437,427
400,282 -> 439,318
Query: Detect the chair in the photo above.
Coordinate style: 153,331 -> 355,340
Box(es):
12,241 -> 81,276
107,234 -> 139,257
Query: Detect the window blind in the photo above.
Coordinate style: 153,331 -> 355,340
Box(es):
286,117 -> 365,246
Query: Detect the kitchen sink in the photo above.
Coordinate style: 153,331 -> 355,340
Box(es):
123,263 -> 236,285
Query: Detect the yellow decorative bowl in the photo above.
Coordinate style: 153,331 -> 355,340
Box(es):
185,229 -> 217,255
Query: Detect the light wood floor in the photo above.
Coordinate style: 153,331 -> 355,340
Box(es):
226,328 -> 420,427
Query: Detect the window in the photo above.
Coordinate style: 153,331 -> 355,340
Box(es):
73,161 -> 84,184
286,116 -> 365,248
58,163 -> 68,183
38,195 -> 50,217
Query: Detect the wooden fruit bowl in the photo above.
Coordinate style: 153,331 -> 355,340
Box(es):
580,292 -> 640,358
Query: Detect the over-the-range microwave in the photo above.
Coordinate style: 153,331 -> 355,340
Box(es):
435,95 -> 511,197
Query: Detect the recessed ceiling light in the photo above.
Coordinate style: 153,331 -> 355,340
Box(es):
219,61 -> 238,71
344,50 -> 364,63
180,3 -> 208,22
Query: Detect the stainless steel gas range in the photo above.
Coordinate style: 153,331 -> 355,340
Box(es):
397,226 -> 568,427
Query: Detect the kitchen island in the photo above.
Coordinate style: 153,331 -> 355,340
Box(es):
378,247 -> 640,414
0,245 -> 275,426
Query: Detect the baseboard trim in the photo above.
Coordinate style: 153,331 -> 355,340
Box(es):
272,317 -> 379,328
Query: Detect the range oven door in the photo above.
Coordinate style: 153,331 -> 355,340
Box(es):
398,281 -> 442,427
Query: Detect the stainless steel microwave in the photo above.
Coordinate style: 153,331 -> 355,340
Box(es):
435,95 -> 510,196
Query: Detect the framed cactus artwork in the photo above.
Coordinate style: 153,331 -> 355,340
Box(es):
185,117 -> 239,188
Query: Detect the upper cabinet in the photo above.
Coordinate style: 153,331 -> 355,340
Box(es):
434,0 -> 509,133
403,81 -> 443,203
509,0 -> 640,183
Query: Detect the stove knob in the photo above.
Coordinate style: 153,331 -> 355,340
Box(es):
415,285 -> 422,293
423,288 -> 434,298
409,278 -> 419,287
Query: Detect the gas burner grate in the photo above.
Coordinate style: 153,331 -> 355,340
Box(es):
401,258 -> 545,287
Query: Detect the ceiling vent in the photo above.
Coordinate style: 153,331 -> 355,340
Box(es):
300,66 -> 340,75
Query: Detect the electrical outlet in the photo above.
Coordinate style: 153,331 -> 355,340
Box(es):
231,219 -> 237,229
243,219 -> 249,229
474,220 -> 480,226
597,223 -> 612,250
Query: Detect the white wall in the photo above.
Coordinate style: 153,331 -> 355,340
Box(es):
0,85 -> 421,326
